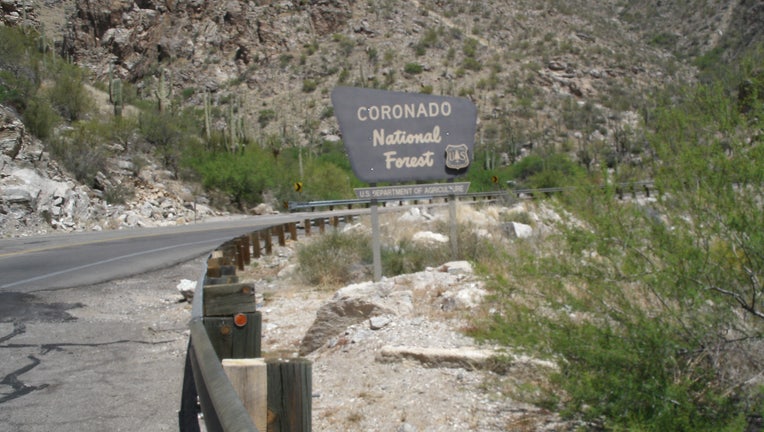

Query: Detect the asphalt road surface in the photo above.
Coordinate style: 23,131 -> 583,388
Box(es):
0,213 -> 324,432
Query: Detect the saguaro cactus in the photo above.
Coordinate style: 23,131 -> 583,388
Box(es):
203,89 -> 211,142
155,69 -> 172,113
109,66 -> 123,117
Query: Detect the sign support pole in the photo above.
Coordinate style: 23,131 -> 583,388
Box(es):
449,194 -> 458,259
370,184 -> 382,282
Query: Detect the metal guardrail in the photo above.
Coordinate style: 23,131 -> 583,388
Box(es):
180,261 -> 259,432
288,181 -> 654,211
287,190 -> 508,211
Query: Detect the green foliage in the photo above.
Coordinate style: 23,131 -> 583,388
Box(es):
48,61 -> 93,122
0,27 -> 40,109
332,33 -> 355,56
461,57 -> 482,72
463,38 -> 479,58
47,120 -> 110,187
381,238 -> 450,276
504,153 -> 586,189
472,56 -> 764,431
186,144 -> 280,210
413,27 -> 440,56
300,159 -> 354,201
403,62 -> 424,75
297,230 -> 372,286
648,32 -> 679,49
302,79 -> 318,93
258,109 -> 277,128
23,96 -> 59,140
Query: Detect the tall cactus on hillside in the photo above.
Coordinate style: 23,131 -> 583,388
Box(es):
226,94 -> 247,153
203,89 -> 211,142
154,69 -> 172,113
109,65 -> 123,117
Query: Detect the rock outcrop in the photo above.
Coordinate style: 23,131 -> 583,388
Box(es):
62,0 -> 352,84
0,104 -> 221,237
299,261 -> 484,355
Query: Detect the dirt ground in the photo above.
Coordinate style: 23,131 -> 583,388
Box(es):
242,218 -> 574,432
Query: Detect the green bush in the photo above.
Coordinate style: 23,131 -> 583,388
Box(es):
297,230 -> 372,286
48,120 -> 110,187
23,96 -> 60,140
48,62 -> 93,122
258,109 -> 276,128
403,63 -> 424,75
187,146 -> 278,210
302,79 -> 318,93
382,238 -> 450,276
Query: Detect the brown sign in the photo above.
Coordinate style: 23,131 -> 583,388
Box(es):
331,86 -> 477,184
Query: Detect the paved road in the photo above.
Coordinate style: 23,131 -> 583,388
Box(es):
0,214 -> 299,292
0,213 -> 324,432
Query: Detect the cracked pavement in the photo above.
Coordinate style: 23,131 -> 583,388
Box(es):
0,255 -> 205,432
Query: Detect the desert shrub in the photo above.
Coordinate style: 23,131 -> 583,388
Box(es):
103,183 -> 135,205
381,238 -> 450,276
302,79 -> 318,93
297,230 -> 372,286
258,109 -> 277,128
403,63 -> 424,75
23,96 -> 60,140
48,62 -> 93,122
47,120 -> 110,187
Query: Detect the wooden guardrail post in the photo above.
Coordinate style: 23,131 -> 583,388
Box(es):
288,223 -> 298,241
222,358 -> 268,432
263,229 -> 273,255
267,358 -> 312,432
276,225 -> 286,247
203,283 -> 261,359
236,240 -> 245,271
303,219 -> 311,237
317,217 -> 325,233
251,232 -> 261,258
241,235 -> 251,265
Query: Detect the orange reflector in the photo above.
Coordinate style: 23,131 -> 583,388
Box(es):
233,313 -> 247,327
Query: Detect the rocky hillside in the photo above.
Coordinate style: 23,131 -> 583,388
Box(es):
1,0 -> 762,237
55,0 -> 762,147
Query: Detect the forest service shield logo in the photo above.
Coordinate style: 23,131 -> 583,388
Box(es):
445,144 -> 470,170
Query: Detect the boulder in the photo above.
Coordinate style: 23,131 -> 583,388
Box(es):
412,231 -> 449,244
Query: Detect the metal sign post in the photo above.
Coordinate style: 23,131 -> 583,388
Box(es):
369,184 -> 382,282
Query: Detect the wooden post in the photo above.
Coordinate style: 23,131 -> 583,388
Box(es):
232,311 -> 262,359
330,216 -> 339,228
263,229 -> 273,255
288,223 -> 298,241
241,235 -> 251,265
276,225 -> 286,247
317,218 -> 325,234
204,312 -> 261,359
222,358 -> 268,432
251,232 -> 261,258
236,240 -> 245,271
303,219 -> 311,237
266,358 -> 312,432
